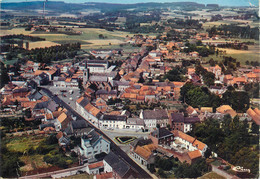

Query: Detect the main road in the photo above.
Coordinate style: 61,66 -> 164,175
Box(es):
40,87 -> 152,179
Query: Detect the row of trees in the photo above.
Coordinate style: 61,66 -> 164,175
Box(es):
24,43 -> 81,64
207,25 -> 259,40
216,43 -> 248,50
167,19 -> 203,29
1,34 -> 45,42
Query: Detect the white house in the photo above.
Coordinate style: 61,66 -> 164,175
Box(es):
99,114 -> 127,129
172,130 -> 208,156
76,97 -> 102,125
79,129 -> 110,160
86,161 -> 104,175
140,109 -> 169,129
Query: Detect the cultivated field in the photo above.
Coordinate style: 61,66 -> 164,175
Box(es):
27,41 -> 60,50
0,28 -> 32,35
82,39 -> 125,47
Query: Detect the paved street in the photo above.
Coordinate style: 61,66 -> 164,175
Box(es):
40,87 -> 152,179
42,85 -> 80,109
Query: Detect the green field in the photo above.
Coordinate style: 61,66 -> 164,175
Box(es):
203,52 -> 259,65
6,136 -> 45,152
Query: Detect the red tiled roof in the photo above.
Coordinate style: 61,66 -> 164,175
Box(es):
96,172 -> 113,179
88,161 -> 104,169
187,150 -> 202,160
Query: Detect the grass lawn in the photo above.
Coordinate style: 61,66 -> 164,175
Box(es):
6,135 -> 46,152
198,172 -> 225,179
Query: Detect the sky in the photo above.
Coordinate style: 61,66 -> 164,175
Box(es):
1,0 -> 259,7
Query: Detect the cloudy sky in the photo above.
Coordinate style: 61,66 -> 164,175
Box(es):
1,0 -> 259,7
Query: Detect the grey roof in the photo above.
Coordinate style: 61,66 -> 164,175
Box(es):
13,87 -> 28,93
96,90 -> 108,95
151,128 -> 173,139
100,114 -> 127,121
34,100 -> 58,112
82,129 -> 105,146
113,81 -> 130,87
64,120 -> 92,136
71,120 -> 88,129
28,90 -> 43,100
53,77 -> 66,81
89,76 -> 108,82
127,118 -> 144,125
86,60 -> 108,64
171,113 -> 200,123
143,109 -> 168,120
59,136 -> 70,145
104,152 -> 130,178
96,90 -> 117,95
79,97 -> 90,107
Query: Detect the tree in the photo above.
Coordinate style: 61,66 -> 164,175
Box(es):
98,34 -> 105,39
0,61 -> 9,88
222,90 -> 249,112
203,71 -> 215,87
209,58 -> 216,66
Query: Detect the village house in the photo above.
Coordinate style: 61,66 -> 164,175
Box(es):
140,109 -> 169,129
216,105 -> 237,118
76,96 -> 102,125
64,120 -> 91,137
132,143 -> 157,166
171,130 -> 208,156
170,112 -> 200,133
149,127 -> 174,146
86,161 -> 104,175
78,129 -> 110,160
99,114 -> 127,129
